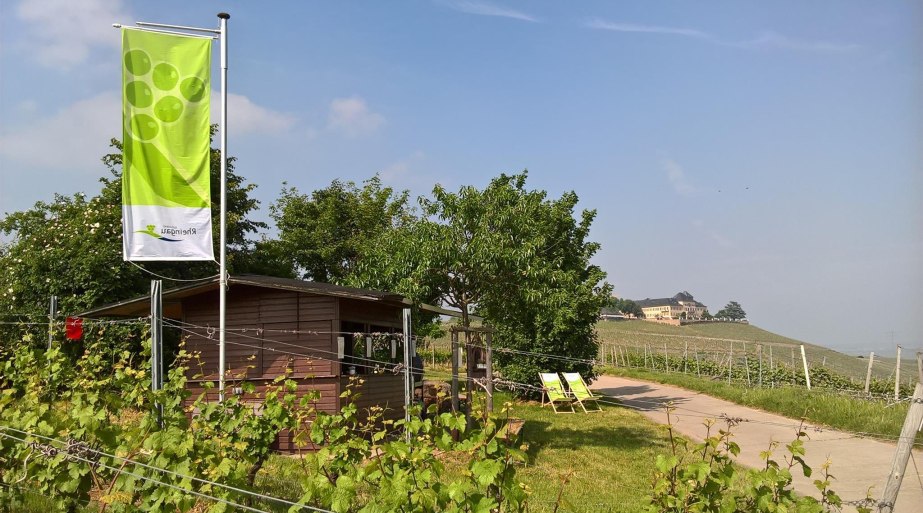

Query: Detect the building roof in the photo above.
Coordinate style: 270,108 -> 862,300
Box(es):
634,291 -> 706,309
78,274 -> 411,318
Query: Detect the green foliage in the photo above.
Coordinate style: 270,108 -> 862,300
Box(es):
646,411 -> 869,513
610,298 -> 644,318
0,134 -> 265,341
0,333 -> 530,512
715,301 -> 747,321
269,175 -> 412,282
352,172 -> 611,395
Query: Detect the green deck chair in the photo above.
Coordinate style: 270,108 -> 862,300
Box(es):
561,372 -> 603,413
539,373 -> 575,413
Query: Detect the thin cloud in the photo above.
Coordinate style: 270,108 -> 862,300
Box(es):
442,1 -> 539,23
586,19 -> 709,40
586,18 -> 858,54
211,92 -> 297,135
16,0 -> 130,69
663,159 -> 696,196
380,150 -> 426,182
327,96 -> 386,138
0,90 -> 297,170
0,91 -> 119,170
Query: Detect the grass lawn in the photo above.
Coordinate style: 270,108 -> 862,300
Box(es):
500,398 -> 668,512
602,366 -> 917,441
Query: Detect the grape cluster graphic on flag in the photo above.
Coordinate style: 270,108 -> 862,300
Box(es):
124,49 -> 206,142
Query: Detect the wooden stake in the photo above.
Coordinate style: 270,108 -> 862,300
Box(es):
864,351 -> 875,396
879,383 -> 923,512
894,345 -> 902,400
800,345 -> 811,390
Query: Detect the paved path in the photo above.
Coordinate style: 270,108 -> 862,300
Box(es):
590,375 -> 923,512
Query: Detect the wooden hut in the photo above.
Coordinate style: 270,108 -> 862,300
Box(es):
80,274 -> 412,452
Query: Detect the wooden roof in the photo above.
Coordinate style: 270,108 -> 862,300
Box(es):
78,274 -> 410,318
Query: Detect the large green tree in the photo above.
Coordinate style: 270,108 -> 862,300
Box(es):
0,135 -> 266,335
715,301 -> 747,320
351,172 -> 611,392
269,175 -> 412,282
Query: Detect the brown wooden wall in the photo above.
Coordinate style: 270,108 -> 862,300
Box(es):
184,376 -> 340,453
182,286 -> 339,380
342,374 -> 406,422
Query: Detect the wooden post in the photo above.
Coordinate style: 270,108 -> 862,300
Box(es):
917,352 -> 923,386
800,345 -> 811,390
663,342 -> 669,372
758,344 -> 763,387
894,345 -> 902,400
822,356 -> 827,367
879,383 -> 923,513
694,350 -> 701,377
451,329 -> 459,413
769,345 -> 774,388
728,342 -> 733,384
485,330 -> 493,415
864,351 -> 875,396
683,341 -> 688,374
744,356 -> 751,386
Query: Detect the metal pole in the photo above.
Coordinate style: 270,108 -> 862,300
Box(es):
217,12 -> 230,402
895,345 -> 902,400
402,308 -> 412,442
47,295 -> 58,350
451,330 -> 459,413
879,383 -> 923,512
485,331 -> 493,415
864,352 -> 875,396
151,280 -> 163,426
800,344 -> 811,390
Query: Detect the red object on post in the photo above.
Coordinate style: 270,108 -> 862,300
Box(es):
65,317 -> 83,341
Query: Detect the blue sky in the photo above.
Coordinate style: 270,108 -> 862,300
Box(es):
1,1 -> 920,355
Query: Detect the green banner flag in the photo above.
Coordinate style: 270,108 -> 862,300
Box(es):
121,28 -> 214,261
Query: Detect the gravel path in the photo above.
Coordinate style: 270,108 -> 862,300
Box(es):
590,375 -> 923,512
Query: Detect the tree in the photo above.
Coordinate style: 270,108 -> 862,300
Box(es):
351,172 -> 611,393
715,301 -> 746,320
609,298 -> 643,318
0,135 -> 266,343
269,175 -> 412,282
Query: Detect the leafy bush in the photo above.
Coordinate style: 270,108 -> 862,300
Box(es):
646,408 -> 871,513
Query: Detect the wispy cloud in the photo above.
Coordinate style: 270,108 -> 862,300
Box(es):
16,0 -> 130,69
212,92 -> 297,135
586,18 -> 858,54
327,96 -> 386,138
0,90 -> 297,170
692,219 -> 735,249
442,1 -> 539,23
663,159 -> 696,196
0,91 -> 119,170
586,20 -> 709,40
380,150 -> 426,182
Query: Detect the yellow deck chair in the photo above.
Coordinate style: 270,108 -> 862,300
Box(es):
561,372 -> 603,413
539,372 -> 575,413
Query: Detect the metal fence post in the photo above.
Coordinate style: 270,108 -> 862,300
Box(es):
895,345 -> 902,400
450,329 -> 459,413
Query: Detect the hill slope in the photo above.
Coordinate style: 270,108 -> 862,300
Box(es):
596,320 -> 915,384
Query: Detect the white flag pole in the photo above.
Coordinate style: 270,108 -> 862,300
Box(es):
217,12 -> 230,402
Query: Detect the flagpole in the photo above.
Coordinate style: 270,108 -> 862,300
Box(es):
217,12 -> 230,402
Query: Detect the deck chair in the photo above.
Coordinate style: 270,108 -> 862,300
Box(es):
561,372 -> 603,413
539,373 -> 575,413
